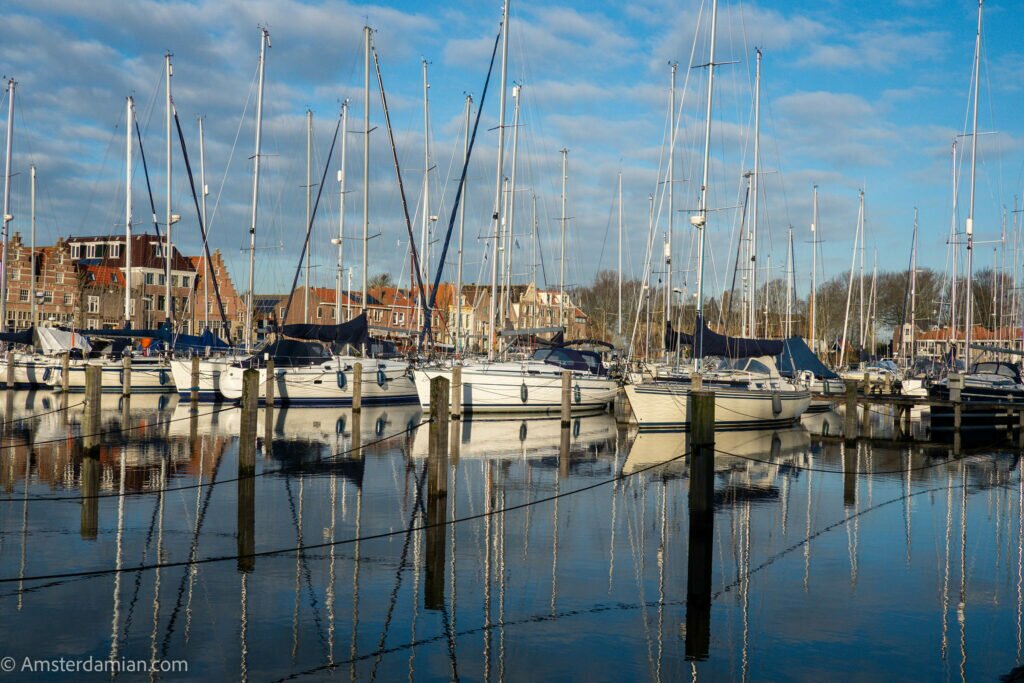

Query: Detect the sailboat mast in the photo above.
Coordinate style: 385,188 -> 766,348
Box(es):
244,28 -> 269,351
125,97 -> 134,326
950,139 -> 959,345
859,191 -> 865,349
421,58 -> 430,288
617,172 -> 623,338
749,48 -> 761,336
666,62 -> 676,350
456,95 -> 470,356
839,192 -> 862,369
910,208 -> 918,361
29,165 -> 35,329
0,79 -> 15,332
559,148 -> 568,330
487,0 -> 511,361
965,0 -> 982,369
198,115 -> 208,331
693,0 -> 718,372
165,53 -> 173,324
335,100 -> 348,324
506,83 -> 522,325
810,185 -> 817,352
786,225 -> 793,339
304,109 -> 312,324
361,25 -> 371,315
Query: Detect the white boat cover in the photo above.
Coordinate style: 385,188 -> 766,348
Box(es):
37,327 -> 92,355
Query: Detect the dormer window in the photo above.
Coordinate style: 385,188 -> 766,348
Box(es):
86,244 -> 96,259
110,244 -> 120,258
70,244 -> 80,259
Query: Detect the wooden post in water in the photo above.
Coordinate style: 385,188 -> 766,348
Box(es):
451,365 -> 462,420
80,450 -> 100,540
61,352 -> 70,394
121,354 -> 131,397
844,380 -> 858,442
237,368 -> 258,572
948,372 -> 963,433
5,350 -> 14,390
843,444 -> 857,507
860,393 -> 871,438
685,389 -> 715,661
1018,408 -> 1024,450
264,357 -> 275,408
561,370 -> 571,427
352,361 -> 362,413
190,355 -> 200,409
426,376 -> 449,610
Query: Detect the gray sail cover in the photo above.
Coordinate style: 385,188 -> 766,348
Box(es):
777,336 -> 838,379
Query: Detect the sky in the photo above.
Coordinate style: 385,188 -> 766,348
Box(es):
1,0 -> 1022,305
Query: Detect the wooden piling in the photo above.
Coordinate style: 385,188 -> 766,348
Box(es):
190,355 -> 200,409
559,424 -> 571,479
560,370 -> 571,427
5,350 -> 14,390
61,352 -> 70,395
948,372 -> 963,434
689,390 -> 715,515
80,451 -> 100,540
237,367 -> 258,573
264,357 -> 275,408
844,380 -> 858,442
685,389 -> 715,661
352,361 -> 362,413
121,354 -> 131,397
451,365 -> 462,420
1018,408 -> 1024,450
425,377 -> 449,611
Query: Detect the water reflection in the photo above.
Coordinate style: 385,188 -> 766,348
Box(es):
0,393 -> 1020,680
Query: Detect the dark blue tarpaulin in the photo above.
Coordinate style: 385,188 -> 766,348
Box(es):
0,327 -> 34,345
86,324 -> 229,352
281,312 -> 370,348
665,315 -> 784,358
777,336 -> 837,379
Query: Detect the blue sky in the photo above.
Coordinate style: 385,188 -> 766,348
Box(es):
0,0 -> 1021,303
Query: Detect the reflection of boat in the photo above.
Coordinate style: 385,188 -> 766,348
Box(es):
800,409 -> 843,437
410,412 -> 617,459
213,404 -> 423,444
622,426 -> 810,477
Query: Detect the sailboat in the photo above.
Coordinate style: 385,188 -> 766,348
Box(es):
410,0 -> 620,415
219,27 -> 416,406
926,0 -> 1024,431
623,0 -> 810,431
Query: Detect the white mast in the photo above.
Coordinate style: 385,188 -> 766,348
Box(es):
361,26 -> 371,319
198,115 -> 208,331
487,0 -> 511,361
859,191 -> 865,349
692,0 -> 718,372
617,172 -> 623,338
125,97 -> 134,326
244,28 -> 269,351
164,53 -> 173,325
335,100 -> 348,324
505,83 -> 522,325
0,79 -> 15,332
950,139 -> 958,345
29,165 -> 36,329
559,148 -> 568,331
666,62 -> 676,352
810,184 -> 817,352
531,192 -> 538,330
421,59 -> 432,289
749,48 -> 761,336
909,208 -> 918,361
304,108 -> 312,324
455,94 -> 471,356
785,225 -> 793,339
839,191 -> 863,369
965,0 -> 982,370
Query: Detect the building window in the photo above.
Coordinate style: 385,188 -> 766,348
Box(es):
316,306 -> 323,319
63,293 -> 72,306
158,274 -> 166,286
110,244 -> 120,258
181,276 -> 190,288
9,268 -> 18,281
55,272 -> 64,284
87,318 -> 99,330
43,292 -> 52,304
18,289 -> 27,303
145,272 -> 154,285
70,244 -> 80,259
128,299 -> 135,316
171,275 -> 178,287
87,296 -> 99,314
86,244 -> 96,259
110,273 -> 117,285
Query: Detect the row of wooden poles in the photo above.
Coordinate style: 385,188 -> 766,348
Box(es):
67,359 -> 720,660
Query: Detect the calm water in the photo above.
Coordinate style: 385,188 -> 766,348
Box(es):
0,391 -> 1021,681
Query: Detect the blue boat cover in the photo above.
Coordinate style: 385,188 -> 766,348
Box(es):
777,336 -> 838,379
665,315 -> 784,358
0,327 -> 34,345
85,323 -> 229,352
282,312 -> 370,348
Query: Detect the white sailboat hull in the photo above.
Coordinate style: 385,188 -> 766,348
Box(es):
0,354 -> 59,387
52,358 -> 176,393
219,357 -> 417,406
624,382 -> 810,430
169,358 -> 231,401
413,362 -> 618,415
